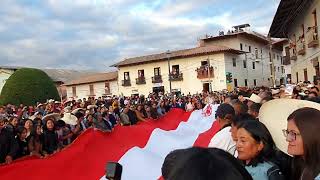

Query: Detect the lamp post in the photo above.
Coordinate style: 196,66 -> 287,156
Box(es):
166,50 -> 172,93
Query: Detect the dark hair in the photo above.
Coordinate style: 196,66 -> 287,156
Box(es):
287,108 -> 320,179
215,103 -> 235,119
261,96 -> 274,102
249,103 -> 262,114
43,119 -> 55,131
56,120 -> 66,128
311,86 -> 319,92
231,113 -> 256,127
16,126 -> 27,137
167,147 -> 253,180
161,149 -> 188,179
237,120 -> 277,166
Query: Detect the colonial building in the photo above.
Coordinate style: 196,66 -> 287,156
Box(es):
113,25 -> 285,96
64,71 -> 118,99
269,0 -> 319,83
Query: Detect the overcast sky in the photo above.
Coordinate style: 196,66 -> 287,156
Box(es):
0,0 -> 280,71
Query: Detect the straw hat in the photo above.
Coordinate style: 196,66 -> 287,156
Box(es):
61,113 -> 78,125
42,113 -> 61,121
87,105 -> 97,109
63,106 -> 72,113
48,99 -> 55,103
29,112 -> 41,121
244,93 -> 262,103
71,108 -> 84,115
259,99 -> 320,154
36,103 -> 44,108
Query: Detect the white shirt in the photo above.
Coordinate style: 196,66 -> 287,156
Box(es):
208,126 -> 236,155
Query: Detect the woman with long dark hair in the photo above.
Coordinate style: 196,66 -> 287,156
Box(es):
284,108 -> 320,180
236,120 -> 284,180
28,124 -> 44,157
42,118 -> 59,155
15,126 -> 29,159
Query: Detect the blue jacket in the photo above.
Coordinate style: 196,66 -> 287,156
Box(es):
245,161 -> 274,180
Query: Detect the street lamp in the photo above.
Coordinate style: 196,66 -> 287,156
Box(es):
166,50 -> 172,93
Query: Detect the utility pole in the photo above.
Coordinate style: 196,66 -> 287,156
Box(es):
166,50 -> 172,93
268,34 -> 276,87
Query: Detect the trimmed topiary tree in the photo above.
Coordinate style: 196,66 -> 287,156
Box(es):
0,68 -> 60,106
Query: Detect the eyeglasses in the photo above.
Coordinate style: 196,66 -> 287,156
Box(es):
282,129 -> 301,141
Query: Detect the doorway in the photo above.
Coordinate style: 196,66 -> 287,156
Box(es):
153,86 -> 164,94
203,83 -> 209,92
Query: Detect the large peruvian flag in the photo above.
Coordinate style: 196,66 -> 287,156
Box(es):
0,105 -> 220,180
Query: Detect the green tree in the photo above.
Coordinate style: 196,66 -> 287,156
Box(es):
0,68 -> 60,106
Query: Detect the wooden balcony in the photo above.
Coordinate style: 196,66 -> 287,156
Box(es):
136,77 -> 146,85
196,66 -> 214,79
297,39 -> 306,55
121,79 -> 131,86
152,75 -> 163,83
307,26 -> 319,48
169,72 -> 183,81
282,55 -> 291,65
290,48 -> 297,61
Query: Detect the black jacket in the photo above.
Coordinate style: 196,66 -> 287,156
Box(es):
0,128 -> 17,163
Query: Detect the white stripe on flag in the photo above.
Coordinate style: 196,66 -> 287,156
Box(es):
101,105 -> 218,180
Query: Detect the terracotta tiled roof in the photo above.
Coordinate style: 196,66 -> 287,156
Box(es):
112,45 -> 245,67
64,71 -> 118,86
201,31 -> 270,45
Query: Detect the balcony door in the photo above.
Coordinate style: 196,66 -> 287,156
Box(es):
124,72 -> 130,80
138,70 -> 144,78
172,65 -> 180,74
154,67 -> 160,76
304,68 -> 308,82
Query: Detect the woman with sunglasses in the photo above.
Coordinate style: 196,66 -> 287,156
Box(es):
283,107 -> 320,180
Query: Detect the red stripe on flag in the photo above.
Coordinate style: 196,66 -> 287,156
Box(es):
0,108 -> 191,180
193,120 -> 220,147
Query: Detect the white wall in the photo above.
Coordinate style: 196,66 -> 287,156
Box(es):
66,80 -> 118,100
0,69 -> 15,94
202,34 -> 284,86
287,0 -> 320,83
117,53 -> 229,96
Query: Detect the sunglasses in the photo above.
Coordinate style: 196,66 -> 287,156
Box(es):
282,129 -> 301,141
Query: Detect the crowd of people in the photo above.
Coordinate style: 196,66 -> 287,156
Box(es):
1,81 -> 320,179
161,81 -> 320,180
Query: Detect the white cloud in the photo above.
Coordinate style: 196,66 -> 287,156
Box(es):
0,0 -> 279,71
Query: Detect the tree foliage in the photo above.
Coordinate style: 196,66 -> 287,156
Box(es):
0,68 -> 60,106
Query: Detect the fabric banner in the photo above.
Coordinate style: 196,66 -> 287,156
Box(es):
0,105 -> 220,180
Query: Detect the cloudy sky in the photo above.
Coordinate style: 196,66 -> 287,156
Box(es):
0,0 -> 280,71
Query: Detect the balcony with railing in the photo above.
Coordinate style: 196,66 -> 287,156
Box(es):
282,55 -> 291,65
307,26 -> 319,48
196,66 -> 214,79
297,38 -> 306,55
121,79 -> 131,86
169,72 -> 183,81
136,76 -> 146,85
290,46 -> 297,61
152,75 -> 162,83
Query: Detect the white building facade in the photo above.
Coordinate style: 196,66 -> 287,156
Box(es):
64,72 -> 118,100
114,26 -> 286,96
270,0 -> 320,84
